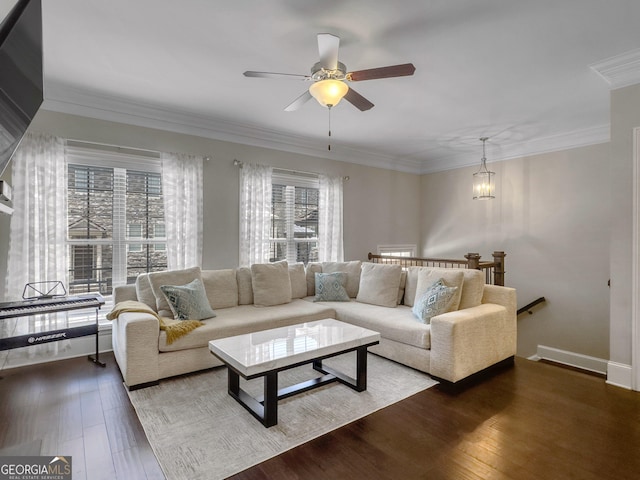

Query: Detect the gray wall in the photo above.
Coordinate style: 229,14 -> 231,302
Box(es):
609,83 -> 640,368
2,100 -> 637,369
0,109 -> 421,287
420,143 -> 612,359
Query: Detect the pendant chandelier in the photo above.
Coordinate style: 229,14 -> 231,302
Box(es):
473,137 -> 495,200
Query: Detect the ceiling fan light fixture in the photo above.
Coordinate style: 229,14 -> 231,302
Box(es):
309,79 -> 349,108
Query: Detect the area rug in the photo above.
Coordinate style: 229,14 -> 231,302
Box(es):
128,353 -> 437,480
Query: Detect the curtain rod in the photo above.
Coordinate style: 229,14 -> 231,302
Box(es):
65,139 -> 212,161
233,159 -> 349,181
66,139 -> 161,158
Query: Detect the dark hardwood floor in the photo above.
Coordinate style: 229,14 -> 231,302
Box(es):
1,353 -> 639,480
0,352 -> 163,480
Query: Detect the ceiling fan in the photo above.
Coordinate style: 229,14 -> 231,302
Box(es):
244,33 -> 416,112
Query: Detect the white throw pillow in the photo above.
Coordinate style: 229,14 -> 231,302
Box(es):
404,266 -> 428,307
414,268 -> 464,312
458,268 -> 485,309
201,269 -> 238,309
236,267 -> 254,305
305,263 -> 322,297
289,263 -> 308,299
251,261 -> 292,307
356,263 -> 402,308
322,261 -> 362,298
135,273 -> 157,311
148,266 -> 203,317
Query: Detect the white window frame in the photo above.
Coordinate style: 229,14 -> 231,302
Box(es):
66,145 -> 164,292
377,244 -> 417,257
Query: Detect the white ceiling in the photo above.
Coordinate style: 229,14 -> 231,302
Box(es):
4,0 -> 640,173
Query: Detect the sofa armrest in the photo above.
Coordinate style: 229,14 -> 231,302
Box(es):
429,302 -> 517,383
482,284 -> 517,318
111,311 -> 161,389
114,284 -> 138,304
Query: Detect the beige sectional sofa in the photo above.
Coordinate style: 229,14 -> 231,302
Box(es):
110,260 -> 517,389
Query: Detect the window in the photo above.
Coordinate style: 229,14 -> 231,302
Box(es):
66,146 -> 166,297
270,171 -> 319,264
377,245 -> 417,257
127,223 -> 143,252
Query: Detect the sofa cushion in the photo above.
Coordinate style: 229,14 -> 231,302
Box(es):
412,279 -> 459,324
160,278 -> 217,321
305,262 -> 322,296
322,261 -> 362,298
356,263 -> 402,308
201,269 -> 238,309
458,268 -> 485,309
148,266 -> 202,317
414,269 -> 464,311
289,263 -> 308,299
135,274 -> 157,311
314,272 -> 350,302
311,299 -> 430,349
159,299 -> 335,352
236,267 -> 253,305
403,266 -> 423,307
251,261 -> 292,307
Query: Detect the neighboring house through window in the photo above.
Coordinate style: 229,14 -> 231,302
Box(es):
270,171 -> 319,264
66,144 -> 166,297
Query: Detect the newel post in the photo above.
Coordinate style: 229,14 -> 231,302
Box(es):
492,251 -> 506,286
464,252 -> 481,270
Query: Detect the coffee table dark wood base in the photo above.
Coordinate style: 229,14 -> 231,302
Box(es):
226,343 -> 376,427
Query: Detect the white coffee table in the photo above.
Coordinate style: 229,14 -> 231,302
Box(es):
208,318 -> 380,427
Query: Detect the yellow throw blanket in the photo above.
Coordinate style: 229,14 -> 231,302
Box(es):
106,300 -> 204,345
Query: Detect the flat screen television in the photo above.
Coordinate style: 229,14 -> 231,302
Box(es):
0,0 -> 43,177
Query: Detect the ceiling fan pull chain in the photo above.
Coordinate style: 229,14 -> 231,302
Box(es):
328,106 -> 332,151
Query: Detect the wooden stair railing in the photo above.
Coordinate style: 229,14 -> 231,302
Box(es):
367,251 -> 506,286
517,297 -> 546,315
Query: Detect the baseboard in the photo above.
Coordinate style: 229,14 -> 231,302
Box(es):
532,345 -> 608,376
606,361 -> 633,390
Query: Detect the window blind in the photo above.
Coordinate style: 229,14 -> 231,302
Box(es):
271,171 -> 319,264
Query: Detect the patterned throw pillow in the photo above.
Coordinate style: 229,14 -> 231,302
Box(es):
314,272 -> 350,302
411,279 -> 458,324
160,278 -> 217,321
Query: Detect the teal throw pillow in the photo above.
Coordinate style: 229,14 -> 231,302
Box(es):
314,272 -> 350,302
160,278 -> 217,321
411,279 -> 458,324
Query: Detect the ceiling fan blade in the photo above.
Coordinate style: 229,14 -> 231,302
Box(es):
343,88 -> 374,111
347,63 -> 416,82
284,90 -> 313,112
243,71 -> 310,80
317,33 -> 340,70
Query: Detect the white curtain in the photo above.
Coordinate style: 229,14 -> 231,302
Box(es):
5,132 -> 68,300
161,152 -> 204,270
318,173 -> 344,262
239,162 -> 272,266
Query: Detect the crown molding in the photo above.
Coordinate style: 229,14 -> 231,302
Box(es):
42,82 -> 610,176
418,124 -> 610,174
42,83 -> 424,174
590,48 -> 640,90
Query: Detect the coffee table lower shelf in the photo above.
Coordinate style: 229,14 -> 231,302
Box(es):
225,344 -> 375,428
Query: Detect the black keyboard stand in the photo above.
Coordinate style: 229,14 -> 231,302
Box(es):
0,294 -> 106,367
88,305 -> 106,367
